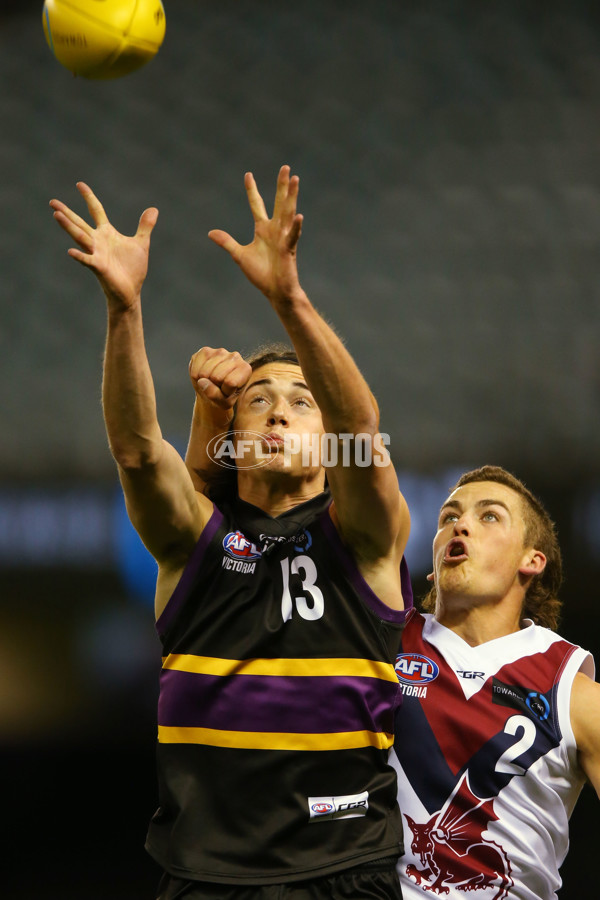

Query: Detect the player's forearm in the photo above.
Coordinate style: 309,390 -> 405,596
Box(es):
271,290 -> 379,436
102,301 -> 163,469
185,396 -> 233,491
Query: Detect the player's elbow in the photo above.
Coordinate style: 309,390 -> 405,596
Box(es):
109,436 -> 164,471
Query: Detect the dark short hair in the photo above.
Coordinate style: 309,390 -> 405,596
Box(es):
421,465 -> 563,630
245,343 -> 299,371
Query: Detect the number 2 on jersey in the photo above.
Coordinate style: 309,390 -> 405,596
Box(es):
495,715 -> 537,775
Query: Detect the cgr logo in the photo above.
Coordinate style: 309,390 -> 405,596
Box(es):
223,531 -> 262,560
395,653 -> 439,685
308,791 -> 369,822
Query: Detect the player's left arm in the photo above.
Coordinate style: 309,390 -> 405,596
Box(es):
185,346 -> 252,493
208,166 -> 410,608
570,671 -> 600,798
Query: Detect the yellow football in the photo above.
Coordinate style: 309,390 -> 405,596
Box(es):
42,0 -> 166,79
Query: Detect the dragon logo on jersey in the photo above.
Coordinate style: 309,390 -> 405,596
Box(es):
404,771 -> 513,899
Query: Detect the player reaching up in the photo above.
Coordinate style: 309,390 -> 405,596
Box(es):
50,166 -> 412,899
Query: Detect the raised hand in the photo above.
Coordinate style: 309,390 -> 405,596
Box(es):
208,165 -> 304,305
189,346 -> 252,410
49,182 -> 158,308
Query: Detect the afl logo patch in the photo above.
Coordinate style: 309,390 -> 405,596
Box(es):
395,653 -> 439,685
223,531 -> 262,560
311,802 -> 334,814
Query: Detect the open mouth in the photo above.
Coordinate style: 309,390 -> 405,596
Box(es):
262,433 -> 285,451
444,539 -> 468,563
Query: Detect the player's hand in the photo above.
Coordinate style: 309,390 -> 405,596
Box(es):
189,347 -> 252,410
208,165 -> 303,305
50,182 -> 158,308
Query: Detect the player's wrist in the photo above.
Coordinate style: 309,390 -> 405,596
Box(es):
192,392 -> 235,424
268,285 -> 309,313
103,285 -> 143,314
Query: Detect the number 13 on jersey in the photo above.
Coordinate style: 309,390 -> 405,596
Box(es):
280,555 -> 325,622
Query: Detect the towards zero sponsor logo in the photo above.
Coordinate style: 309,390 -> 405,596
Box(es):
395,653 -> 439,685
493,679 -> 551,721
526,691 -> 550,721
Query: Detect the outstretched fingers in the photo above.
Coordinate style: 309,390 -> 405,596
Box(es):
272,165 -> 291,219
208,228 -> 242,261
282,174 -> 300,234
136,207 -> 159,240
50,209 -> 94,256
76,181 -> 110,226
272,167 -> 302,249
49,197 -> 90,232
286,213 -> 304,250
50,182 -> 108,258
49,196 -> 95,248
244,172 -> 269,222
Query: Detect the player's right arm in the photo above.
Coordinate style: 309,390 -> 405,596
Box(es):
571,671 -> 600,798
207,166 -> 410,611
50,183 -> 213,617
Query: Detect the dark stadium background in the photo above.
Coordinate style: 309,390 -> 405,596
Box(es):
1,2 -> 598,897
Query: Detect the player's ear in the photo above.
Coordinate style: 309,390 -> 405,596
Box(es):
426,571 -> 435,582
519,548 -> 546,578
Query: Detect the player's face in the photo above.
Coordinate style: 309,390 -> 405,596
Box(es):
431,481 -> 536,611
233,363 -> 325,476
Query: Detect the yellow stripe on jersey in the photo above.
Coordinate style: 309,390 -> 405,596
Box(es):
158,725 -> 394,751
162,653 -> 397,682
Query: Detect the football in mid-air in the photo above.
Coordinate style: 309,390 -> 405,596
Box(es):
42,0 -> 166,80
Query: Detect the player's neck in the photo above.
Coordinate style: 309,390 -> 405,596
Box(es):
435,597 -> 523,647
236,471 -> 326,518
